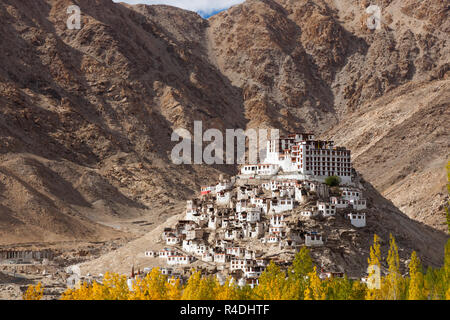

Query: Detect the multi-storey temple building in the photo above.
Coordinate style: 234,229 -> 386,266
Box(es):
242,133 -> 353,183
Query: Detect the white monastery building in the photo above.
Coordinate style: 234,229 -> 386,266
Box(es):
261,133 -> 352,183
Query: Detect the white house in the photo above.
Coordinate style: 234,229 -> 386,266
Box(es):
341,188 -> 361,201
224,228 -> 243,241
208,215 -> 222,230
145,251 -> 157,258
186,199 -> 198,210
230,259 -> 255,272
160,267 -> 174,276
166,255 -> 194,265
243,222 -> 265,239
317,201 -> 336,217
350,199 -> 367,211
269,198 -> 294,213
255,259 -> 269,267
240,164 -> 279,176
159,248 -> 179,258
182,239 -> 206,254
166,235 -> 180,245
295,187 -> 308,203
226,247 -> 244,258
305,232 -> 324,246
238,207 -> 261,223
348,213 -> 366,228
330,196 -> 349,209
272,187 -> 294,198
186,228 -> 204,240
201,252 -> 214,262
267,235 -> 281,243
213,253 -> 231,264
244,266 -> 265,278
269,226 -> 284,234
216,191 -> 231,206
244,249 -> 255,260
270,214 -> 288,228
185,208 -> 199,222
300,209 -> 319,218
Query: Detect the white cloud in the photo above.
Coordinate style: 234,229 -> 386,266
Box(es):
113,0 -> 245,16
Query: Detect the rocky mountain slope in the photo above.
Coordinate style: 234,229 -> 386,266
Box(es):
0,0 -> 448,248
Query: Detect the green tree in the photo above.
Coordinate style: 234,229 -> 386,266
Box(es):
325,175 -> 341,187
325,276 -> 353,300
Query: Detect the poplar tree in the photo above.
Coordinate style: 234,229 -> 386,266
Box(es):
384,234 -> 406,300
288,246 -> 314,299
253,262 -> 295,300
181,271 -> 217,300
304,266 -> 326,300
366,234 -> 382,300
23,282 -> 43,300
407,251 -> 425,300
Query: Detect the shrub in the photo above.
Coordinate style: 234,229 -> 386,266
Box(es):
325,176 -> 341,187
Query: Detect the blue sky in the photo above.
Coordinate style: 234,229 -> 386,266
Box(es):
113,0 -> 245,18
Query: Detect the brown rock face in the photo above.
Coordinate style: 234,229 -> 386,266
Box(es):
0,0 -> 448,250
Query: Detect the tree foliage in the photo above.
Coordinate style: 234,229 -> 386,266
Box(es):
325,175 -> 341,187
25,235 -> 449,301
23,282 -> 43,300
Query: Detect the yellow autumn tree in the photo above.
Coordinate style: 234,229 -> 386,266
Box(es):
23,282 -> 44,300
304,266 -> 326,300
165,278 -> 183,300
381,234 -> 406,300
350,280 -> 367,300
407,251 -> 425,300
324,275 -> 354,300
130,268 -> 171,300
181,271 -> 217,300
252,261 -> 297,300
213,278 -> 241,300
61,272 -> 130,300
61,281 -> 92,300
366,234 -> 382,300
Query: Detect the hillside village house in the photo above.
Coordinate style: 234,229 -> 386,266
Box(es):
348,213 -> 367,228
240,164 -> 280,176
317,201 -> 336,216
305,232 -> 324,246
167,254 -> 195,265
0,249 -> 53,264
301,208 -> 319,218
350,199 -> 367,211
269,198 -> 294,213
